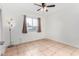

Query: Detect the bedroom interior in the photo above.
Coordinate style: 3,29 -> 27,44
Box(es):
0,3 -> 79,56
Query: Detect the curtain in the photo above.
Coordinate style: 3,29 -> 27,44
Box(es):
22,15 -> 27,33
37,17 -> 41,32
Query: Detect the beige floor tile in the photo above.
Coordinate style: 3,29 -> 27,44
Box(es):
71,49 -> 79,56
5,39 -> 79,56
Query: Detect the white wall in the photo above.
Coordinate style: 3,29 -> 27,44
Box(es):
45,4 -> 79,48
2,3 -> 79,48
1,3 -> 46,46
11,14 -> 45,45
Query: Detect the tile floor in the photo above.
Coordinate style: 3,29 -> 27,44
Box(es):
5,39 -> 79,56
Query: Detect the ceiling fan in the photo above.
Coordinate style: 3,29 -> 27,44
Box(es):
34,3 -> 55,12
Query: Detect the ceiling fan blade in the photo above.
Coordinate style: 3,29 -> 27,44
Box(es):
47,5 -> 55,7
34,3 -> 42,7
37,8 -> 41,11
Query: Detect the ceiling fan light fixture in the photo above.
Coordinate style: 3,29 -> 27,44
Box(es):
34,3 -> 55,12
44,7 -> 47,11
40,7 -> 47,12
40,8 -> 43,11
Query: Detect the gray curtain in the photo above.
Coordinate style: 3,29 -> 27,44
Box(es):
37,17 -> 41,32
22,15 -> 27,33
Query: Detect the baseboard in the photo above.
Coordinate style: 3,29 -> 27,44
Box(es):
11,38 -> 46,46
6,37 -> 79,49
46,37 -> 79,48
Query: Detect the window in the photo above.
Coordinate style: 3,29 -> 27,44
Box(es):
26,17 -> 38,32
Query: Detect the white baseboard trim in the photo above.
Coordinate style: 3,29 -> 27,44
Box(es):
12,38 -> 45,46
46,37 -> 79,48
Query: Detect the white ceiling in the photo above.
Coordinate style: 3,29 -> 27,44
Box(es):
0,3 -> 79,17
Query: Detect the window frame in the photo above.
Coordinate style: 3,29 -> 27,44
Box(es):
26,17 -> 38,32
